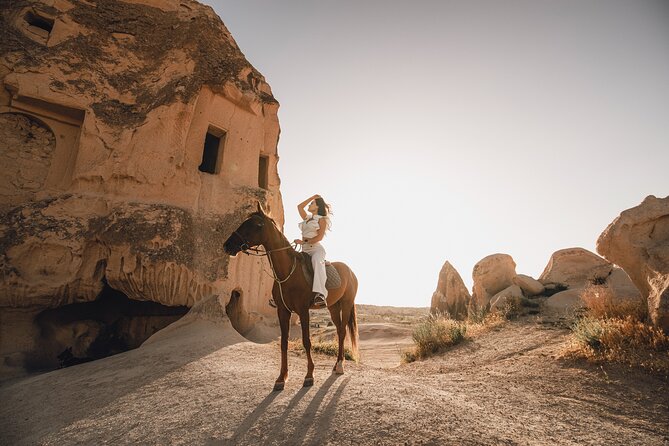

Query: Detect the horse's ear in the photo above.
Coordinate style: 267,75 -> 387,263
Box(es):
256,200 -> 266,215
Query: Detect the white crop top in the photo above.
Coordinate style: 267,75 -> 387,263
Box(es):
299,215 -> 330,239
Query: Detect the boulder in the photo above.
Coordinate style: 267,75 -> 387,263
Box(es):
597,195 -> 669,331
490,285 -> 524,311
513,274 -> 545,296
472,254 -> 517,308
607,268 -> 642,301
430,261 -> 470,320
539,248 -> 612,288
544,289 -> 586,311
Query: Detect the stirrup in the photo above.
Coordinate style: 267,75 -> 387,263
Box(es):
313,294 -> 327,308
269,297 -> 277,308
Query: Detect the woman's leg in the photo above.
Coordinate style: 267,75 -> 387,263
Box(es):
310,246 -> 328,300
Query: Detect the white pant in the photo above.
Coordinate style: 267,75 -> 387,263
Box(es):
302,242 -> 328,299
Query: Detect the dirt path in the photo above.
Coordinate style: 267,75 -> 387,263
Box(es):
1,307 -> 667,445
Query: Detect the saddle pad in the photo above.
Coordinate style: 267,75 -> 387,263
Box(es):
300,252 -> 342,290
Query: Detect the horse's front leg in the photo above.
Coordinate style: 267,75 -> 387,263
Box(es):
300,309 -> 315,387
274,307 -> 291,391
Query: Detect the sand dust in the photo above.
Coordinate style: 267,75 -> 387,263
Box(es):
1,304 -> 667,445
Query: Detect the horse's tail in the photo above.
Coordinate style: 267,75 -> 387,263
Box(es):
347,303 -> 359,360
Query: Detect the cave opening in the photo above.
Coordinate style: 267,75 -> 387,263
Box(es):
30,283 -> 189,371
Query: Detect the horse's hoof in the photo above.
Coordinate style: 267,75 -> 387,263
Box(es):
334,362 -> 344,375
273,382 -> 285,391
303,377 -> 314,387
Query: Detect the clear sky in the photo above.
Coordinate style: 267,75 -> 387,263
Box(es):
208,0 -> 669,307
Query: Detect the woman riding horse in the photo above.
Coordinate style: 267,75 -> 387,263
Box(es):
223,202 -> 358,390
294,194 -> 331,307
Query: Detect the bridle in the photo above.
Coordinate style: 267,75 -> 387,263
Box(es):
231,224 -> 299,313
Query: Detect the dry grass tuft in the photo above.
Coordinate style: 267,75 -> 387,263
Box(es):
402,311 -> 504,363
580,284 -> 647,321
312,339 -> 356,361
284,338 -> 356,361
500,296 -> 540,320
565,316 -> 669,377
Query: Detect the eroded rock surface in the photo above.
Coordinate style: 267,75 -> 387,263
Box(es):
539,248 -> 612,288
490,285 -> 524,311
597,195 -> 669,331
0,0 -> 284,375
430,261 -> 470,320
472,254 -> 517,309
513,274 -> 545,296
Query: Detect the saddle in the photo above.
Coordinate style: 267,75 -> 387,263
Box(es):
300,252 -> 342,289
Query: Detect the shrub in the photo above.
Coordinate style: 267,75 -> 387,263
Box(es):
568,316 -> 669,377
580,284 -> 647,321
572,317 -> 604,349
402,315 -> 467,362
467,305 -> 489,324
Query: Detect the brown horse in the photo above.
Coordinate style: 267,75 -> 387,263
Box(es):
223,203 -> 359,391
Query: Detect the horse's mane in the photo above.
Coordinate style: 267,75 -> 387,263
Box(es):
249,211 -> 303,261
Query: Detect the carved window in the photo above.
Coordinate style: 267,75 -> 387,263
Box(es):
258,155 -> 269,189
24,10 -> 54,41
198,126 -> 226,174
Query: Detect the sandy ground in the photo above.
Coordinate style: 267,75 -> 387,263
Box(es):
1,301 -> 668,446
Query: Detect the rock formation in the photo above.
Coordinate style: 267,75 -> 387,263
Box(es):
544,289 -> 585,311
430,261 -> 470,320
538,248 -> 612,288
489,285 -> 524,311
597,195 -> 669,332
512,274 -> 544,296
472,254 -> 517,309
538,248 -> 642,312
0,0 -> 283,376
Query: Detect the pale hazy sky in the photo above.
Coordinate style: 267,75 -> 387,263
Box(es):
209,0 -> 669,307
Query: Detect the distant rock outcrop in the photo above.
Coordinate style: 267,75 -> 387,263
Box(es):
0,0 -> 283,376
430,261 -> 470,320
539,248 -> 612,288
513,274 -> 545,296
597,195 -> 669,332
472,254 -> 517,309
490,285 -> 524,311
538,248 -> 642,312
544,289 -> 586,311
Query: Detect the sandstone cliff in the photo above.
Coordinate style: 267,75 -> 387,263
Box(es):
0,0 -> 283,375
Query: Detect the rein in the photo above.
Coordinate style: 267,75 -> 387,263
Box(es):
232,229 -> 300,313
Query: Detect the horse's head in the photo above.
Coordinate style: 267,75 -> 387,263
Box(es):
224,203 -> 272,256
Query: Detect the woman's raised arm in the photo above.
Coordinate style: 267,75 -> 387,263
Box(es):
297,194 -> 319,219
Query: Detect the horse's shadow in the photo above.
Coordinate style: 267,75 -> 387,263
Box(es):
218,373 -> 347,445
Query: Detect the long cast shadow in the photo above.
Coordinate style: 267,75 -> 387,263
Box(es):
210,388 -> 284,446
262,373 -> 341,443
303,376 -> 350,446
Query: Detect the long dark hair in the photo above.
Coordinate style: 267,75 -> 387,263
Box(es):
315,197 -> 330,216
314,197 -> 332,230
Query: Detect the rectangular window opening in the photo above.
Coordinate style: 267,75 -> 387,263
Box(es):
25,10 -> 54,34
199,127 -> 226,174
258,155 -> 269,189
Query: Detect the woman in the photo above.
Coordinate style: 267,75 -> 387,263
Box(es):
294,194 -> 331,307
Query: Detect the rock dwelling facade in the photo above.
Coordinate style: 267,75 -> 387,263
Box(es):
0,0 -> 283,376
